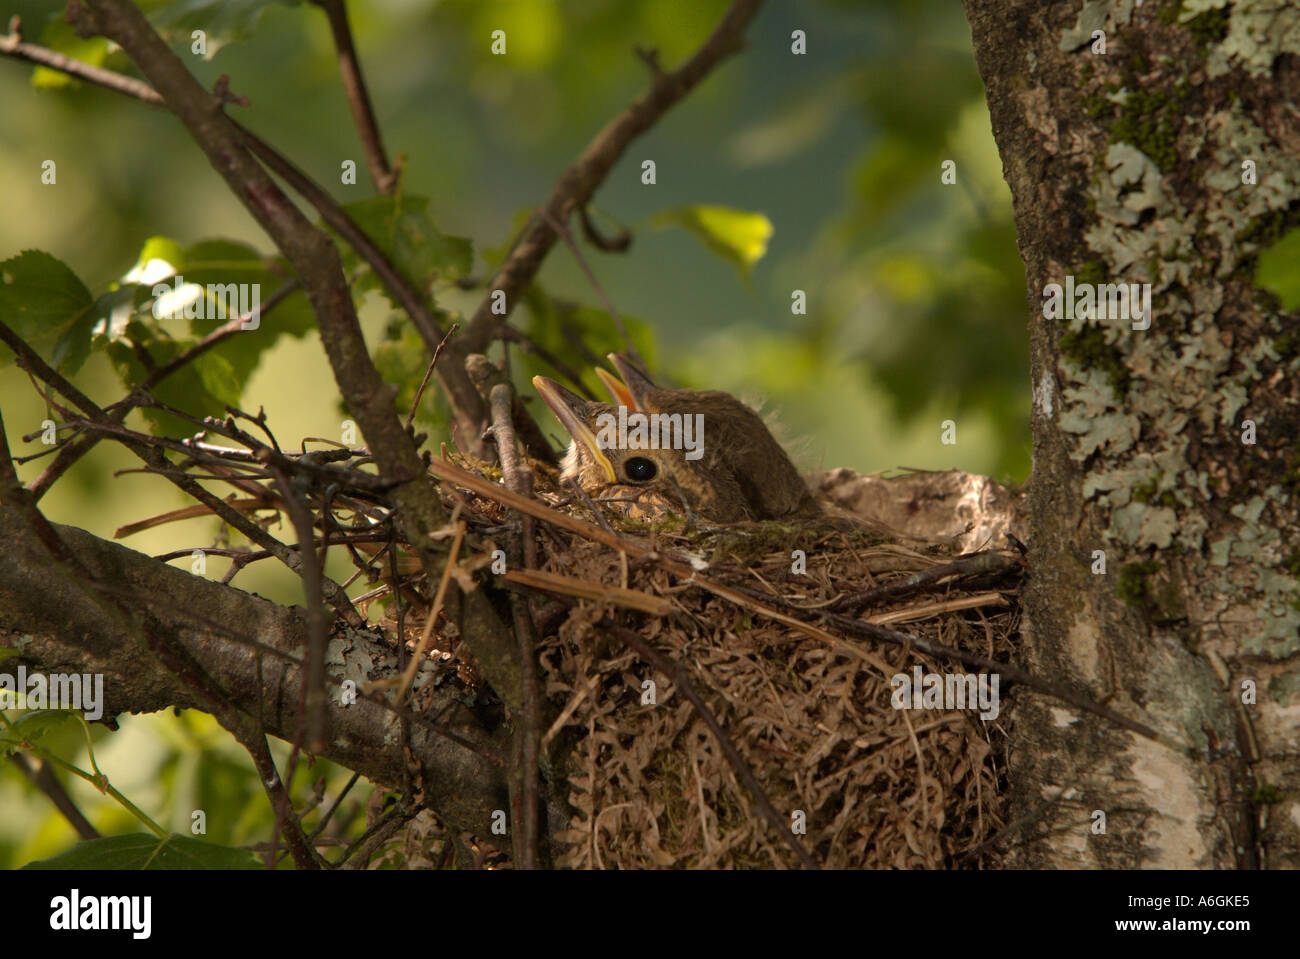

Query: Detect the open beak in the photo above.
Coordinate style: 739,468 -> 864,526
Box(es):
595,366 -> 637,410
532,375 -> 616,483
606,353 -> 657,410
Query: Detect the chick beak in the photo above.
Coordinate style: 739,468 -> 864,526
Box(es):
532,375 -> 616,483
595,366 -> 638,411
606,353 -> 658,410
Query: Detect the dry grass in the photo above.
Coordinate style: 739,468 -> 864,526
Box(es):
409,452 -> 1023,869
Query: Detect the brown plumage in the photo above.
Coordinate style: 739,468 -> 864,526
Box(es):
533,354 -> 821,523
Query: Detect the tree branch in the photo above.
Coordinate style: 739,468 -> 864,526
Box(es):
311,0 -> 396,194
67,0 -> 524,717
456,0 -> 766,355
0,510 -> 510,841
0,14 -> 503,462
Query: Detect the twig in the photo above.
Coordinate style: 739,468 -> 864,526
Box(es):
336,799 -> 418,869
311,0 -> 396,194
578,205 -> 631,252
457,0 -> 767,355
956,787 -> 1069,867
820,610 -> 1161,741
0,15 -> 161,102
566,476 -> 617,539
0,317 -> 365,627
8,753 -> 100,841
499,326 -> 597,399
390,510 -> 465,706
502,567 -> 670,615
431,456 -> 1165,742
267,463 -> 330,754
222,719 -> 325,869
539,207 -> 646,373
310,771 -> 362,841
488,383 -> 542,870
406,322 -> 459,431
829,550 -> 1022,614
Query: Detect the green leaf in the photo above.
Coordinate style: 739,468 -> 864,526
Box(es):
521,288 -> 656,399
145,0 -> 302,59
0,710 -> 82,756
373,319 -> 449,428
22,833 -> 262,870
105,335 -> 216,435
651,205 -> 773,278
1255,226 -> 1300,311
132,236 -> 186,276
0,250 -> 96,374
193,351 -> 241,407
336,195 -> 473,307
104,236 -> 316,432
32,18 -> 109,89
127,236 -> 314,337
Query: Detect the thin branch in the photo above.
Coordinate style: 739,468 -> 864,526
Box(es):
498,325 -> 595,399
222,719 -> 325,869
0,15 -> 162,102
335,796 -> 418,869
7,752 -> 100,841
0,17 -> 504,462
578,205 -> 631,253
267,462 -> 330,754
0,317 -> 365,627
489,383 -> 541,869
311,0 -> 396,193
30,279 -> 300,500
406,322 -> 458,431
457,0 -> 766,355
818,611 -> 1162,741
310,771 -> 363,842
829,551 -> 1023,614
539,207 -> 645,374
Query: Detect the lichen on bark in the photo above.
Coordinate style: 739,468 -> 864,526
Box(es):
966,0 -> 1300,867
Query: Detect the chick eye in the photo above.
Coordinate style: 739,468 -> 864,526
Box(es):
623,457 -> 658,482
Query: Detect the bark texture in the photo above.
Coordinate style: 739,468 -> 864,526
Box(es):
965,0 -> 1300,867
0,511 -> 524,848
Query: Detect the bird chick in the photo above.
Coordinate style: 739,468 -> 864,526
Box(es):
533,354 -> 821,523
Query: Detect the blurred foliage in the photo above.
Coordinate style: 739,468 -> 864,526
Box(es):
0,0 -> 1028,866
1255,226 -> 1300,311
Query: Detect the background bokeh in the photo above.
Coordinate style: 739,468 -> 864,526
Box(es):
0,0 -> 1027,866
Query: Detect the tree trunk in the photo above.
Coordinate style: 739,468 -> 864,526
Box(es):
964,0 -> 1299,867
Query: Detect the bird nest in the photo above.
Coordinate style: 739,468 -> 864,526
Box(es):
425,452 -> 1024,869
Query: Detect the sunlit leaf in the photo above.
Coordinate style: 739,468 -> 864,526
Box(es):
101,237 -> 316,432
652,205 -> 773,278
